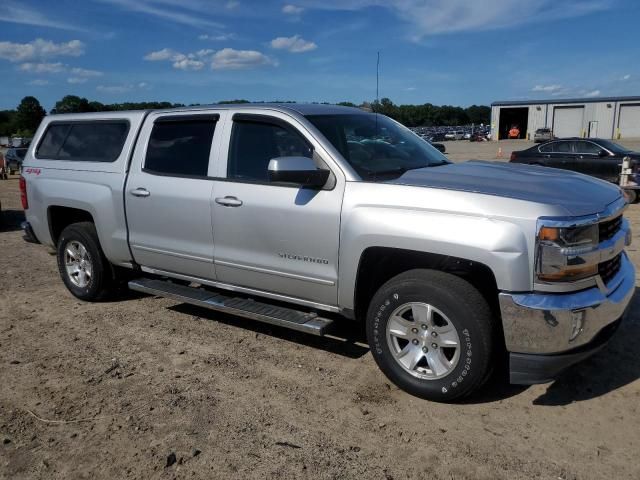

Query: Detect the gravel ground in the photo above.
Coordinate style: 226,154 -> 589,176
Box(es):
1,152 -> 640,479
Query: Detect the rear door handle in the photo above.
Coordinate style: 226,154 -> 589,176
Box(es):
215,196 -> 243,207
130,188 -> 150,197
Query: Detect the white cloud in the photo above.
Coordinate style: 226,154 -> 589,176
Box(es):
199,33 -> 235,41
270,35 -> 317,53
226,1 -> 239,9
145,47 -> 275,71
173,56 -> 205,70
532,84 -> 563,93
18,62 -> 66,73
97,0 -> 224,29
584,89 -> 601,98
283,4 -> 304,14
0,1 -> 84,31
144,48 -> 178,61
295,0 -> 609,37
68,77 -> 88,84
211,48 -> 277,70
0,39 -> 84,62
621,74 -> 631,81
405,86 -> 416,91
144,48 -> 214,70
28,79 -> 49,86
70,67 -> 103,77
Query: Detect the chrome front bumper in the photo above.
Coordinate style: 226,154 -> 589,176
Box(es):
499,251 -> 635,355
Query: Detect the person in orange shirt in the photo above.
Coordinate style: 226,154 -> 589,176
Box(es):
508,125 -> 520,139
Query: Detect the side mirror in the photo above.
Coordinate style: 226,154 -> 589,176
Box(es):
598,149 -> 609,157
268,157 -> 330,188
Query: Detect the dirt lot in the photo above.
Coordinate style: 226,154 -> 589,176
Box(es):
1,147 -> 640,479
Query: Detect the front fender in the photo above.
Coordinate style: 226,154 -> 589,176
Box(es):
338,201 -> 533,310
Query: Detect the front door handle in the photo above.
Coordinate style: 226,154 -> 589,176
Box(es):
215,196 -> 243,207
130,187 -> 150,197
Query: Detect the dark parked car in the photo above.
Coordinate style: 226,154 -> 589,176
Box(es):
510,138 -> 640,201
469,131 -> 486,142
429,141 -> 446,153
4,147 -> 27,174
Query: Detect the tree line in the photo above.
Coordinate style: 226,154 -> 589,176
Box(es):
0,95 -> 491,137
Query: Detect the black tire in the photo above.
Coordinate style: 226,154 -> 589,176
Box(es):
623,189 -> 637,204
366,269 -> 495,402
56,222 -> 118,301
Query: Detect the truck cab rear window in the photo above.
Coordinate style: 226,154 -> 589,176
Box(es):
144,119 -> 216,177
36,121 -> 129,162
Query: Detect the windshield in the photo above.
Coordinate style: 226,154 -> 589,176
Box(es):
596,139 -> 631,154
305,113 -> 449,179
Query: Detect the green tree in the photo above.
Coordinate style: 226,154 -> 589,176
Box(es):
0,110 -> 17,136
51,95 -> 93,114
16,96 -> 46,134
465,105 -> 491,125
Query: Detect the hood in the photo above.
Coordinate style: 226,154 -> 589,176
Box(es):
386,160 -> 622,217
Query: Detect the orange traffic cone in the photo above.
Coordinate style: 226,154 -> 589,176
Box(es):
497,147 -> 503,159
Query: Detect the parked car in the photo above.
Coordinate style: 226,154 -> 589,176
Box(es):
4,147 -> 26,174
533,128 -> 555,143
20,105 -> 634,402
510,138 -> 640,201
429,141 -> 446,153
444,130 -> 464,140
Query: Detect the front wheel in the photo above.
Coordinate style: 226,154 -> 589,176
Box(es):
366,269 -> 495,402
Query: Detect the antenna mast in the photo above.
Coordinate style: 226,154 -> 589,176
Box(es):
376,51 -> 380,105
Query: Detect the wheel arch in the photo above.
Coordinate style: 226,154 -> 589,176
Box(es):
48,205 -> 95,246
352,247 -> 501,326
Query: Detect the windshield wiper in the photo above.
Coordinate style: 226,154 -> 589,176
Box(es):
366,167 -> 408,177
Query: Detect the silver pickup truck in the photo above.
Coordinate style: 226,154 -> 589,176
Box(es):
20,104 -> 635,401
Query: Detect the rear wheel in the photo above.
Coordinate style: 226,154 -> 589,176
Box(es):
366,269 -> 495,402
56,222 -> 119,301
623,189 -> 637,204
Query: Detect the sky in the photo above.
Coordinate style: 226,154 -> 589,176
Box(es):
0,0 -> 639,111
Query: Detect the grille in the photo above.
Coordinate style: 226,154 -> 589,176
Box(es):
599,253 -> 622,285
599,215 -> 622,242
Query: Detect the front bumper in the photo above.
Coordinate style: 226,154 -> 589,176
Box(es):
499,251 -> 635,383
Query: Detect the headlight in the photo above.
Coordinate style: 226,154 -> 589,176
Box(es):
536,224 -> 599,282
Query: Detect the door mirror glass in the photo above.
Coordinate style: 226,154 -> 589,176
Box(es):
268,156 -> 330,188
598,149 -> 609,157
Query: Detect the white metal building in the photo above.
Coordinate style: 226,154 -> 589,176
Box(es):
490,96 -> 640,140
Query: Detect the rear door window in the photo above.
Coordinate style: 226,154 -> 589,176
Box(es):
554,141 -> 573,153
144,116 -> 217,177
36,121 -> 129,161
539,143 -> 554,153
574,141 -> 602,155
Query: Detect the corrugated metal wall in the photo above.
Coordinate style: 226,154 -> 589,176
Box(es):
492,101 -> 624,139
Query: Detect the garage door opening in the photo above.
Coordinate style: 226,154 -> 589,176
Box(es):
498,107 -> 528,140
618,104 -> 640,138
553,106 -> 584,138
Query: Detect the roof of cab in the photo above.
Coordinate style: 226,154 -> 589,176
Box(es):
161,102 -> 367,116
44,103 -> 368,121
